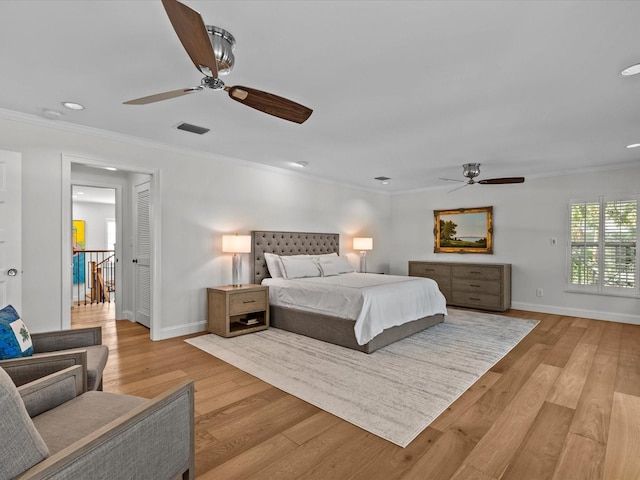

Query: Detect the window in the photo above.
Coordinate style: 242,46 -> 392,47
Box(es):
569,196 -> 638,296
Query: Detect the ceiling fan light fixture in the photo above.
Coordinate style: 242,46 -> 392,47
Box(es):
620,63 -> 640,76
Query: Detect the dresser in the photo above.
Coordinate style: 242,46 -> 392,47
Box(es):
408,261 -> 511,312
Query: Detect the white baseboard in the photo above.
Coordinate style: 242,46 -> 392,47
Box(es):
511,302 -> 640,325
152,320 -> 207,341
121,310 -> 134,321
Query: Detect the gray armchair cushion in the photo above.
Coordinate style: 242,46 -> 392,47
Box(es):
33,391 -> 146,454
0,367 -> 49,479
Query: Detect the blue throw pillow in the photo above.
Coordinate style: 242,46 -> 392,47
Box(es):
0,305 -> 34,360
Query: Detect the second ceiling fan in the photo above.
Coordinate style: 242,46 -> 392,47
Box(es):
441,163 -> 525,192
124,0 -> 313,124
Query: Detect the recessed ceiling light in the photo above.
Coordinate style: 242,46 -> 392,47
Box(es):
293,161 -> 308,168
103,167 -> 118,171
626,143 -> 640,149
621,63 -> 640,76
61,101 -> 85,110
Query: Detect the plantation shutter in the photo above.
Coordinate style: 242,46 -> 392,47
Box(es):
570,200 -> 600,289
569,196 -> 639,296
603,199 -> 637,292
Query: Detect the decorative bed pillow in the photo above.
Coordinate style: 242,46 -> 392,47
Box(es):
318,255 -> 355,276
0,305 -> 34,360
279,256 -> 321,279
264,252 -> 284,278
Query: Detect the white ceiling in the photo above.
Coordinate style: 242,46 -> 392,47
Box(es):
2,1 -> 639,193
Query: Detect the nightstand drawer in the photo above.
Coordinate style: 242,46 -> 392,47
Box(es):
229,290 -> 268,315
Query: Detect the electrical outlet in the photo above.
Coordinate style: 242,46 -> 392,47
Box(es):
536,288 -> 544,297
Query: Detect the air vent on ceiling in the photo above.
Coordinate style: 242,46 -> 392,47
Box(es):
176,122 -> 210,135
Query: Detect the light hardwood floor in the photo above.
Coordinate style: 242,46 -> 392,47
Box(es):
71,304 -> 640,479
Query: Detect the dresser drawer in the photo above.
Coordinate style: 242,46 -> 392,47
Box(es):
229,290 -> 268,315
409,263 -> 451,277
452,291 -> 502,310
452,265 -> 501,281
452,278 -> 501,295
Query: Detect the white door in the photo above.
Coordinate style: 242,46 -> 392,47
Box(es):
0,150 -> 22,311
133,182 -> 151,328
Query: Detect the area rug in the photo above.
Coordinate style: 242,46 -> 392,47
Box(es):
185,309 -> 538,447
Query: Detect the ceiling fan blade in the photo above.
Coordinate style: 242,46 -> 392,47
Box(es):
161,0 -> 218,78
123,86 -> 202,105
448,183 -> 470,193
225,86 -> 313,124
478,177 -> 525,185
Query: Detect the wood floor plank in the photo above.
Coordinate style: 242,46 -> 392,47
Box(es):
402,403 -> 500,480
463,364 -> 562,478
552,433 -> 605,480
70,304 -> 640,480
547,342 -> 597,409
569,352 -> 617,444
603,392 -> 640,480
501,402 -> 574,480
614,324 -> 640,397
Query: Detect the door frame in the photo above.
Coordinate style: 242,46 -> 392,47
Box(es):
61,154 -> 162,339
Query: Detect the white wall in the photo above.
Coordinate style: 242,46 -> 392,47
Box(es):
390,165 -> 640,324
72,202 -> 115,250
0,111 -> 391,337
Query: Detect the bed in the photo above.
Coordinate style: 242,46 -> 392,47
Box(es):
251,230 -> 447,353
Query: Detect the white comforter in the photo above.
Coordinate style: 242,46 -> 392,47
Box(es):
262,273 -> 447,345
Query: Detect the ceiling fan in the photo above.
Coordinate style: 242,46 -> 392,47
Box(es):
123,0 -> 313,124
441,163 -> 525,192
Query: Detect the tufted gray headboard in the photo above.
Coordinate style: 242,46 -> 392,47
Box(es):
251,231 -> 340,285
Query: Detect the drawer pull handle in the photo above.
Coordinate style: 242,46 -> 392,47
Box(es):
470,284 -> 481,287
242,300 -> 256,304
469,297 -> 481,301
470,271 -> 481,274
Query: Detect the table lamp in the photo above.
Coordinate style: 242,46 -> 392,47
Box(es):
222,234 -> 251,286
353,237 -> 373,273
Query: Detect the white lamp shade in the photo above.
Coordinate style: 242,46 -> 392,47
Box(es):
222,234 -> 252,253
353,237 -> 373,251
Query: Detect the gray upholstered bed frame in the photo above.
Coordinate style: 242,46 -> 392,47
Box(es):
251,230 -> 444,353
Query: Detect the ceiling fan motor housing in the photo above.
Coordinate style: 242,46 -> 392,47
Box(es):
463,163 -> 481,181
206,25 -> 235,75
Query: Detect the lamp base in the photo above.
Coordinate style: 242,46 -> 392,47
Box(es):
359,251 -> 367,273
231,253 -> 242,286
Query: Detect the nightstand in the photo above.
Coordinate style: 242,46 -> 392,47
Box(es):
207,284 -> 270,337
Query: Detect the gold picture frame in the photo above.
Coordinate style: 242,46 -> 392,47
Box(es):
434,206 -> 493,254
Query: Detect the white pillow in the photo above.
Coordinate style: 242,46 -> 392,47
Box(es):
318,255 -> 354,275
264,252 -> 284,278
279,256 -> 321,279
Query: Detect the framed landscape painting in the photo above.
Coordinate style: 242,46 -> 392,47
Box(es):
434,206 -> 493,254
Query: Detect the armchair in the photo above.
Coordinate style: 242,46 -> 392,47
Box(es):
0,365 -> 195,480
0,327 -> 108,391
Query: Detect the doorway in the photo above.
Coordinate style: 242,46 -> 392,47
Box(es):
71,185 -> 117,320
61,156 -> 160,338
